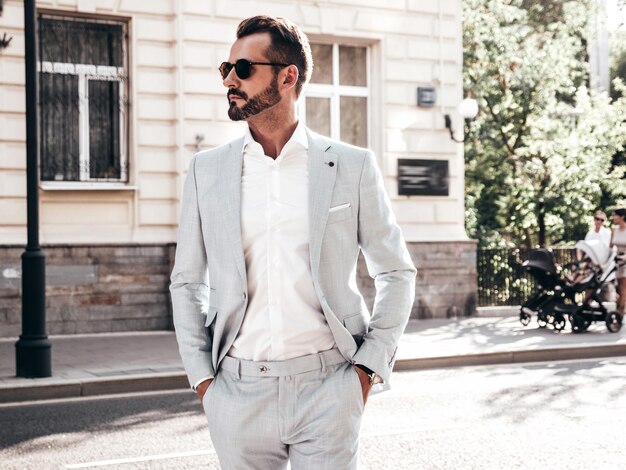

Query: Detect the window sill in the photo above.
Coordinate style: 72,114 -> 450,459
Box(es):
40,182 -> 137,191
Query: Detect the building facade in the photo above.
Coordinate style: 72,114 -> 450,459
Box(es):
0,0 -> 476,337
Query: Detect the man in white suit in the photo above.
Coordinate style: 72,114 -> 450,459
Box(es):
170,15 -> 416,469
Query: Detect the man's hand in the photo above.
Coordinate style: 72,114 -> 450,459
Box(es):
352,365 -> 373,405
195,378 -> 213,403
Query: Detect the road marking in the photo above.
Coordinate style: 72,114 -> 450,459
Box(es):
64,449 -> 216,468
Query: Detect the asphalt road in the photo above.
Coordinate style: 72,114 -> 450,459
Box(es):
2,358 -> 626,469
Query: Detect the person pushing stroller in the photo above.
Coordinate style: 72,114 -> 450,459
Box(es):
610,208 -> 626,315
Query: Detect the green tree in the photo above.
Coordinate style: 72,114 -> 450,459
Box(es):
611,42 -> 626,101
464,0 -> 626,248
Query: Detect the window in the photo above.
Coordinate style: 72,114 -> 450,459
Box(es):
301,43 -> 369,147
38,15 -> 128,183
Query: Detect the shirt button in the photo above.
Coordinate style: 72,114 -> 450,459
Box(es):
259,365 -> 268,373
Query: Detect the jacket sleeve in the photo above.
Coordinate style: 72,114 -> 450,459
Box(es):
352,150 -> 417,382
170,155 -> 216,388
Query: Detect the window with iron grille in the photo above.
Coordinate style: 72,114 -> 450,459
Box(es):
38,14 -> 128,183
301,43 -> 369,147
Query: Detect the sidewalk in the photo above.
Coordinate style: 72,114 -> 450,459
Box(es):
2,315 -> 626,403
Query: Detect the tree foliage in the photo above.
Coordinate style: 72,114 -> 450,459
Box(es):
610,24 -> 626,101
463,0 -> 626,248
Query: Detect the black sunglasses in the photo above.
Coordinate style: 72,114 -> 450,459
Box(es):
594,217 -> 605,222
219,59 -> 289,80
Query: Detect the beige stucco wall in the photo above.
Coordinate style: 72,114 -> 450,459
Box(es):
0,0 -> 465,245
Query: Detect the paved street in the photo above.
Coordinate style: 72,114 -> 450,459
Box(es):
2,358 -> 626,469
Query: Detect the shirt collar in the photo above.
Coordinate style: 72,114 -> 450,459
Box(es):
242,121 -> 309,156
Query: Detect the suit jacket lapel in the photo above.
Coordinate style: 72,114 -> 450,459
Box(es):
307,130 -> 338,278
219,138 -> 247,287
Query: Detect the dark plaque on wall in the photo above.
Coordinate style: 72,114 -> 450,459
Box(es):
417,87 -> 436,107
397,159 -> 449,196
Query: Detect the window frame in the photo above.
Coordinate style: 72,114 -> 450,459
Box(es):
300,42 -> 371,147
37,13 -> 129,185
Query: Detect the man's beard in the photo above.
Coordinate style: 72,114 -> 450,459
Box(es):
227,75 -> 281,121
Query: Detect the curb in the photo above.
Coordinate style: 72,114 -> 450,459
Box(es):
393,343 -> 626,371
3,343 -> 626,404
0,373 -> 189,404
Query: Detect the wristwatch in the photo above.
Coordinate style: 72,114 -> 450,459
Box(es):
354,364 -> 383,386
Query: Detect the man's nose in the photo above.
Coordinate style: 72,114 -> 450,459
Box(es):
223,67 -> 238,87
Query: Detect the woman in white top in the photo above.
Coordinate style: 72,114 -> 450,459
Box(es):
585,210 -> 611,247
610,208 -> 626,313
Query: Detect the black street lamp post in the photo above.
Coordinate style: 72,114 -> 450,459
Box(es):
15,0 -> 51,378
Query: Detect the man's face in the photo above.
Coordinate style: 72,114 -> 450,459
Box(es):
223,33 -> 282,121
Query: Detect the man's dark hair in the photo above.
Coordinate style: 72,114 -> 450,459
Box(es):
236,16 -> 312,97
615,208 -> 626,219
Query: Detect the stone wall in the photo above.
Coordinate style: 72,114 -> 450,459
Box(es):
409,241 -> 478,318
1,240 -> 477,337
358,240 -> 477,319
0,244 -> 173,338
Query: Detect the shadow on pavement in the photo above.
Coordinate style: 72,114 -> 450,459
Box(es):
479,358 -> 626,423
0,390 -> 205,451
404,317 -> 626,351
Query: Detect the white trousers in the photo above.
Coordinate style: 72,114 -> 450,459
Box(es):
202,349 -> 365,470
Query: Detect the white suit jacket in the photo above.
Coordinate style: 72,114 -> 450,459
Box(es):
170,129 -> 416,389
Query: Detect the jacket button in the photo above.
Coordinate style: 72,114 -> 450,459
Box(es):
328,161 -> 335,167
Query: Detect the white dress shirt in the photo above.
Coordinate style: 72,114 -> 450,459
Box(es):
228,122 -> 336,361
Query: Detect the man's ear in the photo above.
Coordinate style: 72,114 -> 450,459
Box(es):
281,65 -> 299,92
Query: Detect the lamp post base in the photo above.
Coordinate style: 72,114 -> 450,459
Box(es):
15,336 -> 52,378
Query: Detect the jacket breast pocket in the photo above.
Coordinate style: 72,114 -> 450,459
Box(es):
327,203 -> 352,224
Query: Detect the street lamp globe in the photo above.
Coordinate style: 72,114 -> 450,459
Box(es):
458,98 -> 479,120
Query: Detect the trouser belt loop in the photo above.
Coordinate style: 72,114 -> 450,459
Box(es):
319,352 -> 327,374
235,359 -> 241,380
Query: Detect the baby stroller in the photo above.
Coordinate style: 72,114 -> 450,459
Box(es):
519,248 -> 578,331
559,239 -> 623,333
